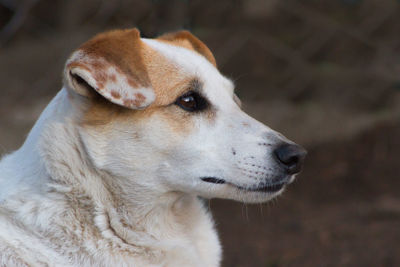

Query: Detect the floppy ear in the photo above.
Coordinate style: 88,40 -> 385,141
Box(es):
158,30 -> 217,67
64,29 -> 155,109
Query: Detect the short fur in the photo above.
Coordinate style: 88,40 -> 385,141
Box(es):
0,28 -> 302,266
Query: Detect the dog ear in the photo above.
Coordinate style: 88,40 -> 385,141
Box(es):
64,29 -> 155,109
158,30 -> 217,67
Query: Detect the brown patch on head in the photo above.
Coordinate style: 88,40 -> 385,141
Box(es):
67,28 -> 218,112
140,41 -> 196,106
131,105 -> 196,136
81,99 -> 194,138
74,28 -> 218,136
157,30 -> 217,67
80,96 -> 127,127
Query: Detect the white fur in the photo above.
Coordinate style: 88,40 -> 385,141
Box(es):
0,36 -> 297,266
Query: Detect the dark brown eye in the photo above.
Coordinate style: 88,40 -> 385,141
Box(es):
175,91 -> 208,112
178,95 -> 196,109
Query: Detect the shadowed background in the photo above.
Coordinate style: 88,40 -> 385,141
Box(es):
1,0 -> 399,266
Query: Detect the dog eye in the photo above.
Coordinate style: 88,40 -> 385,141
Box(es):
175,91 -> 208,112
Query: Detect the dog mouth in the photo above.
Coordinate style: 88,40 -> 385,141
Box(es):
201,177 -> 226,184
200,177 -> 286,193
236,183 -> 285,192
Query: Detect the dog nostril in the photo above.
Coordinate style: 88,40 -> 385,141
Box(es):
274,143 -> 307,174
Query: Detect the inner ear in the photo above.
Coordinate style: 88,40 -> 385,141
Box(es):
69,71 -> 96,97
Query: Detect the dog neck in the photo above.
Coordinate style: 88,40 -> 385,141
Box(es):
5,88 -> 208,255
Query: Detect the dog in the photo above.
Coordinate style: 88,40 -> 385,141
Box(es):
0,28 -> 306,266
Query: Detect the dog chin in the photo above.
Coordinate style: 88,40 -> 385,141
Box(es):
197,174 -> 296,203
236,189 -> 285,203
196,181 -> 287,203
224,184 -> 286,203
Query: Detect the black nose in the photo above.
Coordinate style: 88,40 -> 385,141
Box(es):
274,143 -> 307,174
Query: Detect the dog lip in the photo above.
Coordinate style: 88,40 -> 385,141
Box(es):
201,177 -> 226,184
236,182 -> 286,193
200,177 -> 287,192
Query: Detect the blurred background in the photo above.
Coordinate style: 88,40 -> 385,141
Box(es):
1,0 -> 399,266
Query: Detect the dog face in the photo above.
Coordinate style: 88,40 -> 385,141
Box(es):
64,29 -> 306,203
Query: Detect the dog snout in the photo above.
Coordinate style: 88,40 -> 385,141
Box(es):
273,143 -> 307,175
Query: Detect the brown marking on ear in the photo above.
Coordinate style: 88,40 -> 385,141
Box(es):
90,60 -> 107,71
109,74 -> 117,82
67,59 -> 108,91
79,28 -> 151,88
127,77 -> 139,88
111,91 -> 121,99
158,30 -> 217,67
123,98 -> 145,108
66,28 -> 156,109
66,62 -> 91,73
93,72 -> 107,90
134,93 -> 145,102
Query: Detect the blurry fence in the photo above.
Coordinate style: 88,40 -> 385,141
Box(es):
1,0 -> 399,147
2,0 -> 399,103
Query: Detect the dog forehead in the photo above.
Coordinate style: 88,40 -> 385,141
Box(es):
141,38 -> 234,102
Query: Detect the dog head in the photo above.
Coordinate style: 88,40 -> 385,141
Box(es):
64,29 -> 306,203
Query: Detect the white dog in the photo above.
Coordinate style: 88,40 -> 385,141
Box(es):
0,29 -> 306,266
